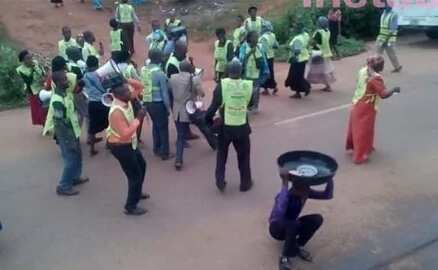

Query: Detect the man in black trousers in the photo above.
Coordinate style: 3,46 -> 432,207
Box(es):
205,59 -> 254,192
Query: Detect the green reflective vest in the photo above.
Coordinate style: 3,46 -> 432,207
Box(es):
16,61 -> 45,95
214,40 -> 232,73
83,42 -> 100,62
141,65 -> 162,102
165,53 -> 181,74
165,18 -> 182,28
233,26 -> 247,50
259,32 -> 277,59
352,66 -> 369,104
289,33 -> 310,63
107,102 -> 138,150
58,38 -> 78,60
245,17 -> 263,35
149,30 -> 167,51
110,29 -> 123,52
117,4 -> 134,23
123,64 -> 139,80
221,78 -> 253,126
314,29 -> 332,58
243,44 -> 263,80
45,92 -> 81,138
377,11 -> 397,43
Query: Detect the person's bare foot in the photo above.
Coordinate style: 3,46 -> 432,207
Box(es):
391,66 -> 403,73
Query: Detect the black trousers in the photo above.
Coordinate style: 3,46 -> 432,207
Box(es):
269,214 -> 323,257
215,133 -> 252,187
262,58 -> 277,89
120,22 -> 135,55
108,144 -> 146,211
146,102 -> 170,157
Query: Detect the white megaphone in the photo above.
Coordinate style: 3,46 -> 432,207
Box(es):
96,59 -> 128,78
101,92 -> 115,107
38,89 -> 52,108
185,100 -> 203,115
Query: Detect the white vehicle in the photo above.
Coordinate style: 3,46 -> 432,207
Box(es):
394,0 -> 438,38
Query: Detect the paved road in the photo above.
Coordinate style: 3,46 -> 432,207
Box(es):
1,35 -> 438,270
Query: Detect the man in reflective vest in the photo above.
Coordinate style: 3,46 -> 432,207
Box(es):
49,70 -> 89,196
233,15 -> 247,56
146,20 -> 168,53
109,18 -> 125,60
376,5 -> 402,73
58,26 -> 78,61
205,59 -> 254,193
214,28 -> 234,82
240,31 -> 264,113
245,6 -> 263,36
164,9 -> 183,34
141,48 -> 173,160
115,0 -> 141,55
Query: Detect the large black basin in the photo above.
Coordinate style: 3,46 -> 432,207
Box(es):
277,151 -> 338,186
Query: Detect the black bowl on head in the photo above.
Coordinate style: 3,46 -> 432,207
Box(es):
277,151 -> 338,186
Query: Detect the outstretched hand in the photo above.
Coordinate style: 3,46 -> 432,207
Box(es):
279,168 -> 290,187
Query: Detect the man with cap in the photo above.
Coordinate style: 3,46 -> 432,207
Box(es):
205,59 -> 254,192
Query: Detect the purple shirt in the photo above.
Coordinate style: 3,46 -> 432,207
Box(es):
269,179 -> 334,225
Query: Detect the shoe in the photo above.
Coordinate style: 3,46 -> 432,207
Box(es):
297,248 -> 313,262
391,66 -> 403,73
290,93 -> 302,99
175,161 -> 183,171
240,181 -> 253,192
273,88 -> 279,95
140,193 -> 151,200
73,177 -> 90,186
161,153 -> 175,161
187,133 -> 200,141
57,188 -> 80,196
279,256 -> 291,270
124,207 -> 147,216
261,89 -> 270,95
90,149 -> 99,157
321,86 -> 332,92
216,180 -> 227,192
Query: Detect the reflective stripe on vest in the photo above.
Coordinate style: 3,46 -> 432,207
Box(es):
50,93 -> 81,138
214,40 -> 232,73
110,29 -> 123,52
117,4 -> 133,23
165,18 -> 181,28
289,33 -> 310,63
260,32 -> 277,59
122,64 -> 137,80
378,12 -> 397,43
107,102 -> 138,149
221,78 -> 253,126
352,67 -> 369,104
245,17 -> 262,34
244,45 -> 262,80
165,54 -> 181,74
141,65 -> 162,102
315,29 -> 332,58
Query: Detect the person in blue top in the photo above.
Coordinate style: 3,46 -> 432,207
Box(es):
269,168 -> 334,270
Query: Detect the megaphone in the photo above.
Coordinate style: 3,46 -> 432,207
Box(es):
101,92 -> 115,107
96,59 -> 127,78
38,89 -> 52,108
185,100 -> 203,115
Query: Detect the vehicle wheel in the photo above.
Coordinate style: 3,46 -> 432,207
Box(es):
425,28 -> 438,39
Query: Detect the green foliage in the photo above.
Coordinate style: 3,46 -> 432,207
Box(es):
0,44 -> 25,109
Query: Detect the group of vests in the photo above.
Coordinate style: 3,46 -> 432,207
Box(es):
289,28 -> 332,63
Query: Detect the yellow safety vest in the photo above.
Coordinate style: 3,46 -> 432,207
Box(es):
110,29 -> 123,52
122,64 -> 138,80
165,53 -> 181,74
289,33 -> 310,63
377,11 -> 397,43
149,30 -> 167,51
58,38 -> 78,60
45,93 -> 81,138
245,17 -> 263,34
107,102 -> 138,150
244,44 -> 263,80
314,29 -> 332,58
16,61 -> 45,95
259,32 -> 277,59
214,40 -> 232,73
221,78 -> 253,126
352,67 -> 369,104
233,26 -> 247,50
117,4 -> 134,23
83,42 -> 100,61
141,65 -> 162,102
165,18 -> 182,28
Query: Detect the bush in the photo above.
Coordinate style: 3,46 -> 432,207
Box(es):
0,44 -> 25,109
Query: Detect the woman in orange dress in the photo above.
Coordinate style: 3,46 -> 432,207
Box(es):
346,56 -> 400,164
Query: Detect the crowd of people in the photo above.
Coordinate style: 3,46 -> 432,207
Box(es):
15,2 -> 402,269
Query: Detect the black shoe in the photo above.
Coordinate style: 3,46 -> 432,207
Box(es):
175,161 -> 183,171
140,193 -> 151,200
297,248 -> 313,262
161,153 -> 175,161
124,207 -> 148,216
216,180 -> 227,192
279,256 -> 291,270
73,177 -> 90,186
56,188 -> 80,196
240,181 -> 253,192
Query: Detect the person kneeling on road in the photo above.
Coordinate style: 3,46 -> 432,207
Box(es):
269,168 -> 334,270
